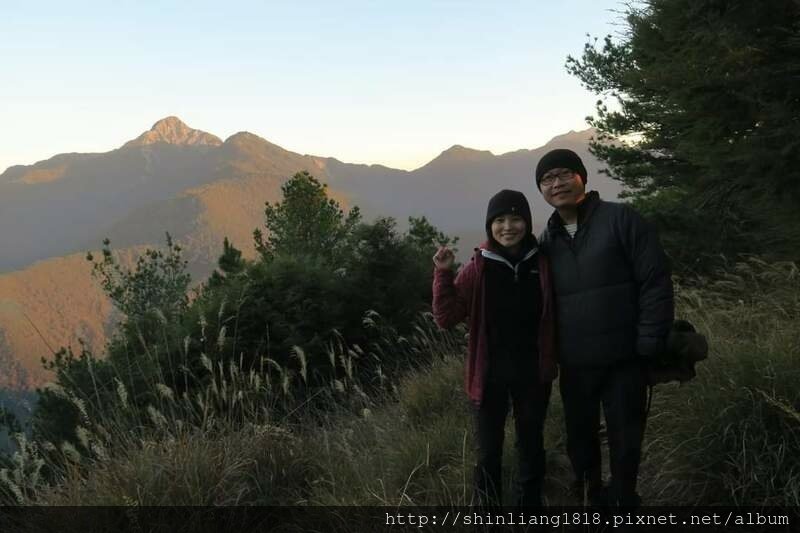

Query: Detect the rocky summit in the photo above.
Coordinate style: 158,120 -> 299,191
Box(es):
123,116 -> 223,148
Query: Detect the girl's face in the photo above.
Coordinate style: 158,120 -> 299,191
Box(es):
491,214 -> 526,249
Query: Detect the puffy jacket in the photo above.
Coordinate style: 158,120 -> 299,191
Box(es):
539,191 -> 674,367
432,241 -> 557,406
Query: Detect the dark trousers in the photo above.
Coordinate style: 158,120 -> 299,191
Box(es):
472,379 -> 552,507
559,359 -> 648,506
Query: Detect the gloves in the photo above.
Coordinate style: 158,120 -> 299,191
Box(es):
636,336 -> 666,359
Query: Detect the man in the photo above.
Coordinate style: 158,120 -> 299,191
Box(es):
534,148 -> 674,507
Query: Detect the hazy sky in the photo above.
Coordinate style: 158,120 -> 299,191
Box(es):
2,1 -> 628,173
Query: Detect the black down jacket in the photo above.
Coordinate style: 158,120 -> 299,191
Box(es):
539,191 -> 674,367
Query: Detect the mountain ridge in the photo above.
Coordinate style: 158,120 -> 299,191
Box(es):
0,117 -> 618,387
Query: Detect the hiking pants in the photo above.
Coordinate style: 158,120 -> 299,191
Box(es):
472,379 -> 552,507
559,358 -> 648,506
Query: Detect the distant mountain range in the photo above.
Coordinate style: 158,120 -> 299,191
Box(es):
0,117 -> 621,388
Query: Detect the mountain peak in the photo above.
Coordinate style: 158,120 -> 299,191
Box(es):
152,116 -> 190,134
123,116 -> 223,148
442,144 -> 493,157
421,145 -> 495,170
544,127 -> 596,146
225,131 -> 264,144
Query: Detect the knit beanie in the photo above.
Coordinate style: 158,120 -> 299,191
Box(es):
535,148 -> 588,189
485,189 -> 533,247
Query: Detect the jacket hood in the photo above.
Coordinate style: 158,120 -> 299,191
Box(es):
476,237 -> 539,263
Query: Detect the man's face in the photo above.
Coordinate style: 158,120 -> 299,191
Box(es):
539,167 -> 586,208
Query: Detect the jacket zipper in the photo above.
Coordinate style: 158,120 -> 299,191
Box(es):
480,248 -> 538,283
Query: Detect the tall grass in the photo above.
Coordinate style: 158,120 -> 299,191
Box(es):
640,257 -> 800,505
0,308 -> 469,506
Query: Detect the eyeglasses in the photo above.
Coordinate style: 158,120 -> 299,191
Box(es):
540,169 -> 577,187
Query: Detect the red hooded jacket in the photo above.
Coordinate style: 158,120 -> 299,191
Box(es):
432,242 -> 557,406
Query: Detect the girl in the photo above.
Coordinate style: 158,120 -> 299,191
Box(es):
432,189 -> 556,507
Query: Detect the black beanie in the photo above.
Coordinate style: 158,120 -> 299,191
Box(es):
535,148 -> 587,189
485,189 -> 533,244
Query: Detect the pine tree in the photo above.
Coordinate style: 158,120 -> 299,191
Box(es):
208,237 -> 245,288
253,171 -> 361,264
567,0 -> 800,267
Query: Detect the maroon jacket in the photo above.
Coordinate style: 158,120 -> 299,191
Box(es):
432,242 -> 557,405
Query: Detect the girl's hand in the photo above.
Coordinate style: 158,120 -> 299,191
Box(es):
433,246 -> 455,271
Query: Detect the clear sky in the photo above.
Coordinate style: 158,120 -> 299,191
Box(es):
2,1 -> 628,173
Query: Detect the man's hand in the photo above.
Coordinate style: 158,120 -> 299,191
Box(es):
433,246 -> 455,271
636,336 -> 666,359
